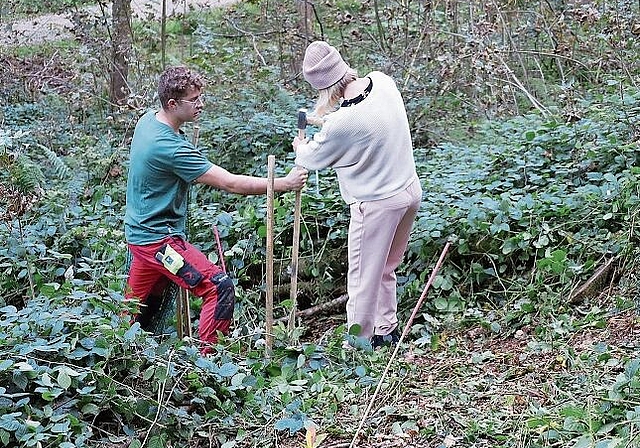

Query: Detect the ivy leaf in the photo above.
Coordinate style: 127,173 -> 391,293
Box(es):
12,371 -> 28,391
36,387 -> 64,401
14,362 -> 34,372
218,362 -> 239,378
217,212 -> 233,227
0,359 -> 13,371
434,296 -> 448,310
571,435 -> 593,448
594,439 -> 622,448
625,359 -> 640,378
124,322 -> 141,341
194,356 -> 216,371
0,430 -> 9,446
81,403 -> 100,416
57,370 -> 72,390
148,434 -> 166,448
0,414 -> 21,431
77,386 -> 96,394
143,366 -> 155,381
230,372 -> 246,387
0,306 -> 18,314
274,417 -> 304,434
51,421 -> 70,433
41,373 -> 54,387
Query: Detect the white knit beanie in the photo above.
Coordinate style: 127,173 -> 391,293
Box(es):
302,41 -> 349,90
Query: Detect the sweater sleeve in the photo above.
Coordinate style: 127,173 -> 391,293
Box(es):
295,116 -> 352,170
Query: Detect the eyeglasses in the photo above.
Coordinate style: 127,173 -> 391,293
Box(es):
179,95 -> 205,106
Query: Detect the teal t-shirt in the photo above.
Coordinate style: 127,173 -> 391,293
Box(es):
124,110 -> 213,245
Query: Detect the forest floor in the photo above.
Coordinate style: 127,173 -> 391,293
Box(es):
0,0 -> 236,47
274,293 -> 640,448
3,3 -> 640,445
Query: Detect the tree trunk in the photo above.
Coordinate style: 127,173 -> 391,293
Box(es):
110,0 -> 132,106
296,0 -> 313,41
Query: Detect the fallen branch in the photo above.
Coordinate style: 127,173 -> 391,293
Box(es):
569,256 -> 618,304
275,294 -> 348,323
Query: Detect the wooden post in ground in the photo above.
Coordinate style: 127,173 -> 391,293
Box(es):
176,122 -> 199,340
266,155 -> 275,351
176,288 -> 191,339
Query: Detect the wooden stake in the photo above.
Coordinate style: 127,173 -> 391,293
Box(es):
266,155 -> 276,351
177,288 -> 190,339
176,122 -> 199,340
213,224 -> 226,273
288,191 -> 301,332
176,287 -> 185,338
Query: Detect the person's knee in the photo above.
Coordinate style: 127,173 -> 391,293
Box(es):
211,273 -> 235,320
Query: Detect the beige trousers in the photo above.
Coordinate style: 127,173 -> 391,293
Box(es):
346,178 -> 422,339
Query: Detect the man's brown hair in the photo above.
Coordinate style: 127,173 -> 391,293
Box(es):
158,66 -> 204,109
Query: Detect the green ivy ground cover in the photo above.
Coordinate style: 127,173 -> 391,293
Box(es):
2,1 -> 640,446
3,88 -> 640,446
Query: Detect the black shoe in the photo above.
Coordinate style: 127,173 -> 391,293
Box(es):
371,328 -> 400,349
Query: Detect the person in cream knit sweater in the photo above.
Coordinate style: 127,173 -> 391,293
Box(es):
293,41 -> 422,349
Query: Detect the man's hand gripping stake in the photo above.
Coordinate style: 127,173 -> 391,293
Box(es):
288,108 -> 307,331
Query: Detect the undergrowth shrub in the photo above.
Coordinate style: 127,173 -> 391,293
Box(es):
401,88 -> 640,329
3,2 -> 640,446
0,291 -> 389,447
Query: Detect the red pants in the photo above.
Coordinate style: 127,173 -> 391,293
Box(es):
126,236 -> 234,353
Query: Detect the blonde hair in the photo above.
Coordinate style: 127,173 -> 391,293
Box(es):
312,68 -> 358,119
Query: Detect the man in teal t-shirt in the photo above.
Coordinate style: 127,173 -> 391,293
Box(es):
124,66 -> 308,353
125,108 -> 212,245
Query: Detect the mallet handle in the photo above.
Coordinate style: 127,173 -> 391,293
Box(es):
289,109 -> 306,331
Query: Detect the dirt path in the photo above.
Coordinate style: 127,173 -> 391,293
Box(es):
0,0 -> 236,47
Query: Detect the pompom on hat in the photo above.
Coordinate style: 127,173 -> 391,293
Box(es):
302,41 -> 349,90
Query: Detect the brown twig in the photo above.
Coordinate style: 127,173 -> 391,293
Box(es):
224,18 -> 267,65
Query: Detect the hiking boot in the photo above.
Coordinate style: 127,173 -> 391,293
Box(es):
371,328 -> 400,349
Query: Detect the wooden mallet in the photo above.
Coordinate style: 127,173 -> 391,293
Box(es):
288,108 -> 307,331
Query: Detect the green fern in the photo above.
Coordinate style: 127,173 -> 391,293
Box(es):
38,143 -> 70,179
67,175 -> 86,207
0,133 -> 16,172
10,155 -> 45,195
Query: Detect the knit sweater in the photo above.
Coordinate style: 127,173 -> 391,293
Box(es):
295,71 -> 419,204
